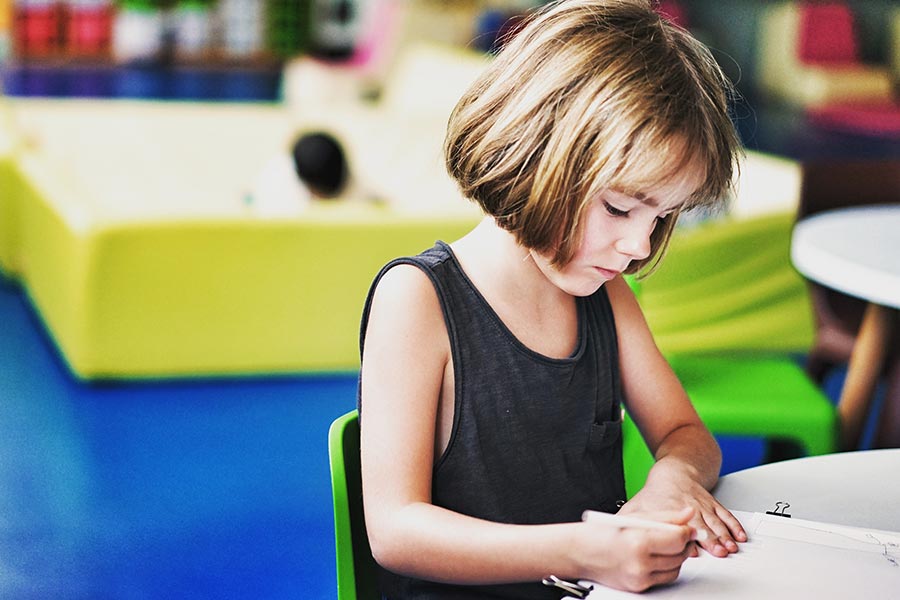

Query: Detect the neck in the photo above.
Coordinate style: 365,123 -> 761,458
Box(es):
452,217 -> 571,308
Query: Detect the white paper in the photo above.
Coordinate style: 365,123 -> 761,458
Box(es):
580,511 -> 900,599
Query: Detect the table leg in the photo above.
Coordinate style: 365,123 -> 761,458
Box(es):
873,314 -> 899,449
837,302 -> 892,451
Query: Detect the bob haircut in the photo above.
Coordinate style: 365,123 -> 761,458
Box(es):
445,0 -> 742,274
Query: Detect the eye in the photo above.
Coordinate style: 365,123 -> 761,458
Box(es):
603,202 -> 629,217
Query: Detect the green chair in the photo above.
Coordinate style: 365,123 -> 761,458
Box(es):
622,354 -> 838,497
622,214 -> 838,498
329,410 -> 380,600
639,212 -> 816,355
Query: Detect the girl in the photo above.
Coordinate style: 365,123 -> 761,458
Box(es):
358,1 -> 747,597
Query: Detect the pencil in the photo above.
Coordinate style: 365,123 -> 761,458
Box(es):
582,509 -> 709,542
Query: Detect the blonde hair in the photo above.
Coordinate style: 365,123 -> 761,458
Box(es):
445,0 -> 742,273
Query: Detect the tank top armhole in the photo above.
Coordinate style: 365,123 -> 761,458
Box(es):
357,256 -> 462,453
591,285 -> 626,419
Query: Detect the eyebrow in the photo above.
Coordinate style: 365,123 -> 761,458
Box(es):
608,188 -> 681,213
618,190 -> 664,208
620,190 -> 684,215
632,192 -> 659,207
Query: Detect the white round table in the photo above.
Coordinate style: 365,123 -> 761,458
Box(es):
714,449 -> 900,532
791,205 -> 900,450
791,205 -> 900,310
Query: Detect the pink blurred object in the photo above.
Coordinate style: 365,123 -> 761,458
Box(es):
67,2 -> 114,58
797,1 -> 859,66
656,0 -> 688,28
807,102 -> 900,138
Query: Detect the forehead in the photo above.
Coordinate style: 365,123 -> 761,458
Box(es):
615,154 -> 708,206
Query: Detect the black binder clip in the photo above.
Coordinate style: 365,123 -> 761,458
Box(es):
542,575 -> 593,598
766,501 -> 792,518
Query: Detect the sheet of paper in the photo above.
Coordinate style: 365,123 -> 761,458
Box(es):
580,511 -> 900,599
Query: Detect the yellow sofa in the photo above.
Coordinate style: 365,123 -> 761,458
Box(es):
0,99 -> 479,379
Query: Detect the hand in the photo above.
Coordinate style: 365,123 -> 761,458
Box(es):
621,467 -> 747,558
573,507 -> 696,592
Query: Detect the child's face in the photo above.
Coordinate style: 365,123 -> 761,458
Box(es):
531,169 -> 702,297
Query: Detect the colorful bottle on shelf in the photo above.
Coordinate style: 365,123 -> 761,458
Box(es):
218,0 -> 265,59
12,0 -> 64,59
172,0 -> 212,61
66,0 -> 113,59
111,0 -> 165,63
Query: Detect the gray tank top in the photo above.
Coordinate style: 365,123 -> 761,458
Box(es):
359,241 -> 627,600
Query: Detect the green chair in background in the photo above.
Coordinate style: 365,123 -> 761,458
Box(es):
622,213 -> 838,498
329,410 -> 380,600
639,212 -> 816,355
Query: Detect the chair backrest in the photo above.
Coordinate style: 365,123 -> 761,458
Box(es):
797,1 -> 859,66
329,410 -> 380,600
637,212 -> 815,355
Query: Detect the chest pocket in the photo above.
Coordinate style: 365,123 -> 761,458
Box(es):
589,418 -> 622,450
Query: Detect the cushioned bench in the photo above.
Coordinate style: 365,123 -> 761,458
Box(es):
0,99 -> 479,379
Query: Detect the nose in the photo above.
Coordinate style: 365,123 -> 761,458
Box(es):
614,220 -> 653,261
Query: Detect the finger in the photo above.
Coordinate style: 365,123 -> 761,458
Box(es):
670,508 -> 719,547
691,510 -> 740,555
714,535 -> 737,556
715,505 -> 748,543
650,541 -> 693,571
704,516 -> 740,554
694,527 -> 731,557
647,564 -> 684,589
643,526 -> 695,555
690,542 -> 700,558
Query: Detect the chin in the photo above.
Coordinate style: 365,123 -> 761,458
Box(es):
565,279 -> 607,297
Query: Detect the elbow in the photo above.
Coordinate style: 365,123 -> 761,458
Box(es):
368,536 -> 414,576
367,531 -> 392,570
364,501 -> 436,575
365,517 -> 408,573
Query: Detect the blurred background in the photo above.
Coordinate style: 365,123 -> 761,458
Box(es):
0,1 -> 898,598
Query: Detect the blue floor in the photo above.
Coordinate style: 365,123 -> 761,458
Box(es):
0,275 -> 356,599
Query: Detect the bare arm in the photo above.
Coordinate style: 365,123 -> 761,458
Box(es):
359,265 -> 695,591
606,276 -> 747,556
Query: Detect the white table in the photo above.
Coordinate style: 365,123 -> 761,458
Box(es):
714,449 -> 900,532
791,205 -> 900,449
571,451 -> 900,599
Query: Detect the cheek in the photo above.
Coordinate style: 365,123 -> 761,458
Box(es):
576,221 -> 616,256
581,205 -> 621,244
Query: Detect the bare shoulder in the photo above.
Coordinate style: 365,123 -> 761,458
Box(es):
605,276 -> 644,329
604,275 -> 634,301
364,263 -> 449,363
361,262 -> 450,461
604,276 -> 660,363
368,263 -> 442,325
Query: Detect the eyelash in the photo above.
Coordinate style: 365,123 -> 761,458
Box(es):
604,201 -> 673,222
603,202 -> 629,217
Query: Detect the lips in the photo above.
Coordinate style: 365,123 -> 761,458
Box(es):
595,267 -> 622,279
